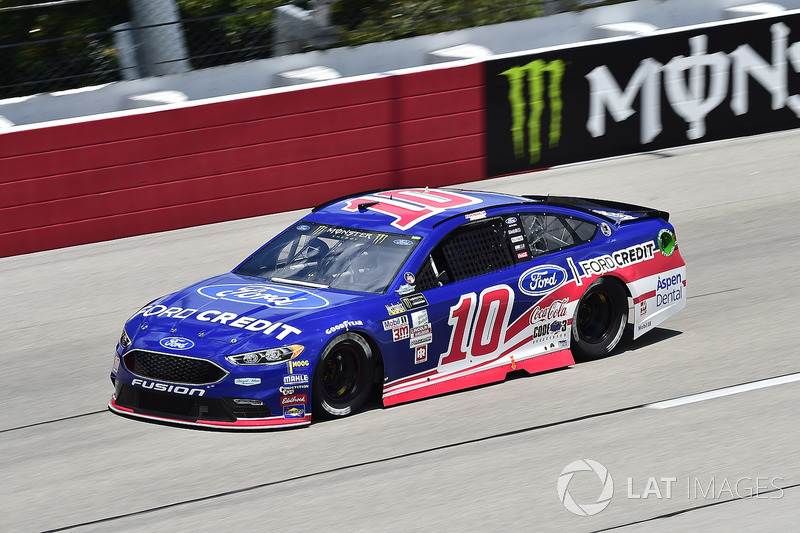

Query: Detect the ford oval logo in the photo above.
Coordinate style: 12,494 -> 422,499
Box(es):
197,284 -> 329,309
505,216 -> 518,225
393,239 -> 414,246
518,265 -> 569,296
159,337 -> 195,350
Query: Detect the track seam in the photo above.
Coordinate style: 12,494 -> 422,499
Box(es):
43,404 -> 641,532
0,410 -> 107,433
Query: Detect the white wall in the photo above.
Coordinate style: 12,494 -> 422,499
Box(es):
2,0 -> 799,128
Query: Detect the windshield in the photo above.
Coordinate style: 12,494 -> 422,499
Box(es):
235,222 -> 422,293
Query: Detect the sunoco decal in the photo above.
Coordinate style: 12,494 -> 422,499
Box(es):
197,284 -> 329,310
284,405 -> 305,419
518,265 -> 569,296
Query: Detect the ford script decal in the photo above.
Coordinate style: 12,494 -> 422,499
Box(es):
159,337 -> 195,350
197,284 -> 330,309
518,265 -> 569,296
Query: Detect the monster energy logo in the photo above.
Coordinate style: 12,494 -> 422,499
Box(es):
501,59 -> 566,164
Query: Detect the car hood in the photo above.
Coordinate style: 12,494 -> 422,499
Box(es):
127,272 -> 365,351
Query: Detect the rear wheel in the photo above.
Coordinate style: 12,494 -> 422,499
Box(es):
571,278 -> 628,362
313,333 -> 375,419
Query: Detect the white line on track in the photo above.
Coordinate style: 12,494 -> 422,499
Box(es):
645,373 -> 800,409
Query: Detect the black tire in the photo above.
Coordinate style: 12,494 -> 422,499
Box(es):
313,333 -> 375,419
571,277 -> 628,362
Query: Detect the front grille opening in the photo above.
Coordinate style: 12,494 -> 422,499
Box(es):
226,398 -> 271,418
114,383 -> 274,423
123,350 -> 227,385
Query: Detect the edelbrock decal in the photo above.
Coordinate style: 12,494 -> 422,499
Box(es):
197,284 -> 329,310
518,265 -> 569,296
159,337 -> 195,350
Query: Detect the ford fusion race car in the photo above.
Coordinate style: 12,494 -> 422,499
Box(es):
109,187 -> 686,428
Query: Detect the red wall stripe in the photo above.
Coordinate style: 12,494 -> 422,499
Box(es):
0,63 -> 487,257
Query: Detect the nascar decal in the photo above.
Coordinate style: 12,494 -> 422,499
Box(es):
133,306 -> 302,340
341,188 -> 483,230
196,284 -> 329,310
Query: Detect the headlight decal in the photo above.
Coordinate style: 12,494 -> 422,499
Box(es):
226,344 -> 304,365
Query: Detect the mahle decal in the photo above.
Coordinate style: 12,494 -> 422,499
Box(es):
501,59 -> 566,164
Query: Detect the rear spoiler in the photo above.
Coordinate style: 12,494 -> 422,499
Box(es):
524,196 -> 669,225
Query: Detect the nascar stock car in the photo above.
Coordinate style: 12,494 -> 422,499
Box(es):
109,187 -> 686,428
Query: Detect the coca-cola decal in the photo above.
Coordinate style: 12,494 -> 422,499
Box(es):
530,298 -> 569,324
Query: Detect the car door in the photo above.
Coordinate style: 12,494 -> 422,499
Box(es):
402,214 -> 527,379
408,210 -> 599,377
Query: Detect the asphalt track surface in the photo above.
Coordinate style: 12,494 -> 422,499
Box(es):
2,129 -> 800,532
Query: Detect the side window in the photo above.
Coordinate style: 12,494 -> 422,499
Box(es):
521,213 -> 597,257
416,218 -> 515,290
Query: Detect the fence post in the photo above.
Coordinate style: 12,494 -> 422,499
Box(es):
127,0 -> 191,76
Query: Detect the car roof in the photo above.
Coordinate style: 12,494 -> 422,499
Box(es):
305,187 -> 534,236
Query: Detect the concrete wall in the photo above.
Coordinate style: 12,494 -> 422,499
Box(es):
2,0 -> 799,128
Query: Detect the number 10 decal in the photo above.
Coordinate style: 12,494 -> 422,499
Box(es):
440,285 -> 514,368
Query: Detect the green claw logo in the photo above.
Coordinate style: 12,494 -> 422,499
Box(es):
501,59 -> 566,164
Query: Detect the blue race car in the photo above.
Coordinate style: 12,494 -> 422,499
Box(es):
109,187 -> 686,428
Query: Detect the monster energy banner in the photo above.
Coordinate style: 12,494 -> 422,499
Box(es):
485,11 -> 800,176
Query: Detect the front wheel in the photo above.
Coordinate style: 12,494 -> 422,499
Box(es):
313,333 -> 375,419
571,278 -> 628,362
